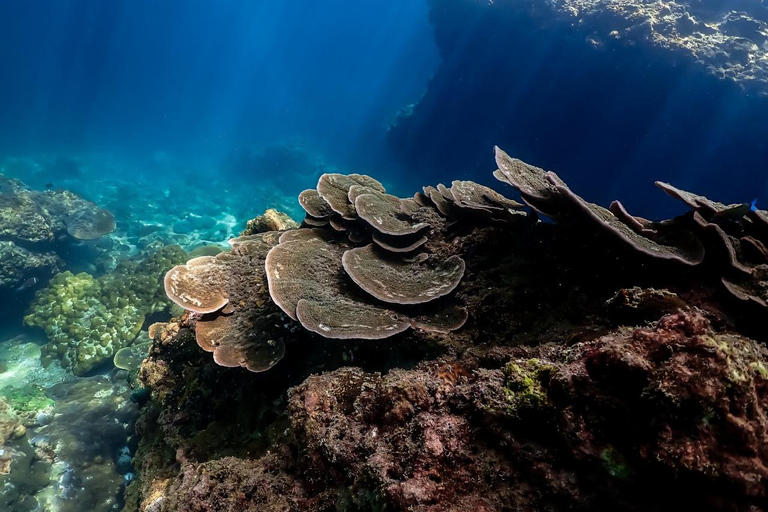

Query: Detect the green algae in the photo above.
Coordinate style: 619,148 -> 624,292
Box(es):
600,446 -> 634,480
3,386 -> 53,420
502,358 -> 556,414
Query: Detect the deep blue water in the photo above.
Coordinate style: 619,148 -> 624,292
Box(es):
388,1 -> 768,220
0,0 -> 437,186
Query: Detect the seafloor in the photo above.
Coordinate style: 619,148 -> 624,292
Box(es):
0,143 -> 323,511
3,139 -> 768,511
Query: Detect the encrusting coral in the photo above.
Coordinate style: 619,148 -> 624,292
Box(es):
128,145 -> 768,511
24,245 -> 186,375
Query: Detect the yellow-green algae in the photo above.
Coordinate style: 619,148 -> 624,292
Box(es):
1,385 -> 54,425
503,358 -> 556,414
24,245 -> 186,376
600,446 -> 634,480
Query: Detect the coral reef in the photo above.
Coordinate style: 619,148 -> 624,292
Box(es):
282,310 -> 768,510
0,241 -> 60,291
0,174 -> 114,291
164,232 -> 289,372
241,208 -> 299,235
24,245 -> 187,376
0,330 -> 137,511
0,174 -> 115,244
163,173 -> 528,370
127,147 -> 768,511
127,310 -> 768,511
493,146 -> 768,312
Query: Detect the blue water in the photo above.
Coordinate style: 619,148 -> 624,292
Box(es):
0,0 -> 437,187
3,0 -> 767,218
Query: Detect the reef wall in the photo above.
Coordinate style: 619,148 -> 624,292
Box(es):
388,0 -> 768,215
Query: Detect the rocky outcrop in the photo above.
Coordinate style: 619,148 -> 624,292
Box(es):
127,308 -> 768,511
389,0 -> 768,215
0,174 -> 115,291
550,0 -> 768,87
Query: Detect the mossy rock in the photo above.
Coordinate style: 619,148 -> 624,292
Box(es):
1,385 -> 53,425
503,358 -> 557,415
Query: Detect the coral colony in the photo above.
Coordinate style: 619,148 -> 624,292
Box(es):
107,147 -> 768,510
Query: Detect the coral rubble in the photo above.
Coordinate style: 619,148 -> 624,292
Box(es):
128,148 -> 768,511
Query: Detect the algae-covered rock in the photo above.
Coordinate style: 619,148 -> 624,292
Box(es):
0,241 -> 61,290
0,174 -> 115,291
502,358 -> 555,414
0,397 -> 24,450
241,208 -> 299,235
0,176 -> 53,244
1,386 -> 54,427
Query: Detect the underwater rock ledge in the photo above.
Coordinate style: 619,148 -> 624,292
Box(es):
389,0 -> 768,210
126,148 -> 768,511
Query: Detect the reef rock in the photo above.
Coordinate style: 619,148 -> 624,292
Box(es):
241,208 -> 299,235
128,148 -> 768,511
0,241 -> 61,290
0,174 -> 115,291
128,307 -> 768,511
